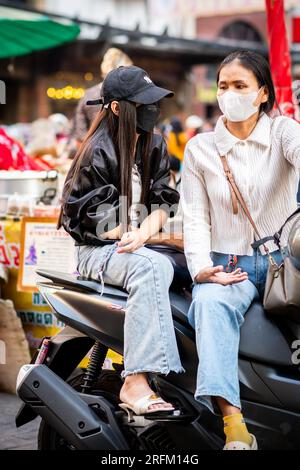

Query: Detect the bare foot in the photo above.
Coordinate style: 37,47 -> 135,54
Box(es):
120,373 -> 173,412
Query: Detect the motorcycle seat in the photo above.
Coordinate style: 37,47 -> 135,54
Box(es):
36,269 -> 293,366
144,243 -> 193,291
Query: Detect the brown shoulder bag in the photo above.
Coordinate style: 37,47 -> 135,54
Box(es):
220,154 -> 300,317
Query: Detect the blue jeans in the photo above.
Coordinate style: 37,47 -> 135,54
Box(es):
188,247 -> 286,414
76,243 -> 185,379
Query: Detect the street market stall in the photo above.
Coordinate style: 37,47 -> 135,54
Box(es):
0,124 -> 71,383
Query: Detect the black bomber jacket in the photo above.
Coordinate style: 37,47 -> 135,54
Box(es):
61,127 -> 180,246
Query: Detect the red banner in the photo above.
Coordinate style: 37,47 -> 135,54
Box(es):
293,17 -> 300,43
265,0 -> 296,118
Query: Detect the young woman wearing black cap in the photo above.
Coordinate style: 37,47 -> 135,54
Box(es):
58,66 -> 184,417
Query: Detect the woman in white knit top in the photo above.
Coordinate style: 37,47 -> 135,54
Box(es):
181,51 -> 300,450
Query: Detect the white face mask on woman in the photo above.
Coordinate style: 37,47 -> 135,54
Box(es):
217,87 -> 263,122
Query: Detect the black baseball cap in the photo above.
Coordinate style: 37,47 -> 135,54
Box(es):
86,65 -> 174,106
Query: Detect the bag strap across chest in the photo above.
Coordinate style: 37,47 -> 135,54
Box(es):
219,154 -> 300,256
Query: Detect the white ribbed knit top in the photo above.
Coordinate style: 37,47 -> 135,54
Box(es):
181,112 -> 300,280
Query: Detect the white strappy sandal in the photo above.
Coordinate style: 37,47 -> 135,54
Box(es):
223,434 -> 258,450
119,393 -> 175,420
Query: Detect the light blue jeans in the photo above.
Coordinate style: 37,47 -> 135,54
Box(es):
76,242 -> 185,379
188,247 -> 286,415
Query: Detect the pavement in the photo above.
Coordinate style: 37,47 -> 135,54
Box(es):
0,392 -> 39,450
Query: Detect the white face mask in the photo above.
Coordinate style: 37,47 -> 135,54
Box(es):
217,88 -> 263,122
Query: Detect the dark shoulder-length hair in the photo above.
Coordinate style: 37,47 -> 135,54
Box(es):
57,101 -> 152,230
216,50 -> 278,115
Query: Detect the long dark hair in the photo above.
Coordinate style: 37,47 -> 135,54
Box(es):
216,50 -> 278,115
57,100 -> 152,231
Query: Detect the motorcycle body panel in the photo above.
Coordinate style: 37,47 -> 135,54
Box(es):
16,268 -> 300,450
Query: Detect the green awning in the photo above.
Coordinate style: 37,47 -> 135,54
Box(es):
0,6 -> 80,58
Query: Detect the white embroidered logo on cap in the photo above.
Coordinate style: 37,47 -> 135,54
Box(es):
144,76 -> 153,84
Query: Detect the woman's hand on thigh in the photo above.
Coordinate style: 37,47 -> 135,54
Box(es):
116,229 -> 146,253
195,265 -> 248,286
